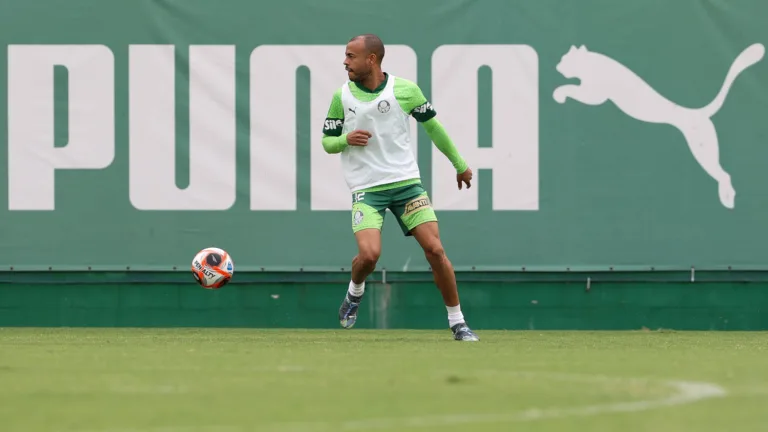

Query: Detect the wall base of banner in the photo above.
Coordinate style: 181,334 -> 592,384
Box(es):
0,270 -> 765,330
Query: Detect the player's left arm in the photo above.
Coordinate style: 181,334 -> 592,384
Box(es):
395,78 -> 472,189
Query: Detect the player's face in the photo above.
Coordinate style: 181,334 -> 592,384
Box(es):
344,40 -> 372,82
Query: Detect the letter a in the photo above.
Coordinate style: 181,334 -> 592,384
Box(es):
431,45 -> 539,210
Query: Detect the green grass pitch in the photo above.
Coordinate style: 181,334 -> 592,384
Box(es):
1,328 -> 767,431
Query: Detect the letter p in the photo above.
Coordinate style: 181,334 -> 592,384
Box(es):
8,45 -> 114,210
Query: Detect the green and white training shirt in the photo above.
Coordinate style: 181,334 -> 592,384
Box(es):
322,73 -> 468,193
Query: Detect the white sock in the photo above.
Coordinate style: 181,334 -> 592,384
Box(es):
348,280 -> 365,298
447,304 -> 464,328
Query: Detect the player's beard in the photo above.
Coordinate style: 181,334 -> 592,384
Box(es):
348,67 -> 371,83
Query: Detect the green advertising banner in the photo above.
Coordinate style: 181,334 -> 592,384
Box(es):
1,0 -> 767,271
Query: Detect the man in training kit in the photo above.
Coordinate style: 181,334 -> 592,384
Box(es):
321,34 -> 479,342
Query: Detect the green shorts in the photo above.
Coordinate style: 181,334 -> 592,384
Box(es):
351,183 -> 437,236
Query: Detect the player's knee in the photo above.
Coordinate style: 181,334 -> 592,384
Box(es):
358,249 -> 380,268
423,244 -> 446,263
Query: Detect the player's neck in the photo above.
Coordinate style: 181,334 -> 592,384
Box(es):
360,70 -> 386,92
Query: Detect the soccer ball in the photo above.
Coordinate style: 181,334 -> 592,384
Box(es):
191,247 -> 234,289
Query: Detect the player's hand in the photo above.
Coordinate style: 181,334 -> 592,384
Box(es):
346,130 -> 372,146
457,167 -> 473,190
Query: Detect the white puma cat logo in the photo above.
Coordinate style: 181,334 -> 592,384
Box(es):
553,43 -> 765,209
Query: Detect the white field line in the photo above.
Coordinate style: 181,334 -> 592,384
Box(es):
272,371 -> 728,431
73,371 -> 728,432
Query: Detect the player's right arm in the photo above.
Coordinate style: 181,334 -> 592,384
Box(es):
321,88 -> 372,152
321,89 -> 348,154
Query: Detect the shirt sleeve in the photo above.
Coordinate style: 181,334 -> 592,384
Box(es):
321,88 -> 345,137
394,78 -> 468,173
422,118 -> 468,173
322,135 -> 348,154
393,77 -> 437,122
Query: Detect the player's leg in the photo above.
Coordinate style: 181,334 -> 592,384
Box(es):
410,221 -> 458,307
392,185 -> 479,341
339,228 -> 381,328
411,221 -> 478,341
339,197 -> 385,329
351,228 -> 381,285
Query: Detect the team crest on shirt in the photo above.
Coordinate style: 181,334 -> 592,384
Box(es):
377,100 -> 390,113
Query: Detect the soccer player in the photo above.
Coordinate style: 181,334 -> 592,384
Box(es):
321,34 -> 479,342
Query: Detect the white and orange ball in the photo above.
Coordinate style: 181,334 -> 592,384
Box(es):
191,247 -> 234,289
